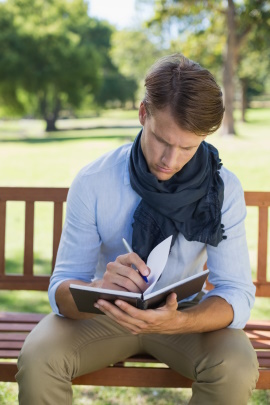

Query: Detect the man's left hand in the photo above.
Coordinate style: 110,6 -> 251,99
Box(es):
94,293 -> 182,334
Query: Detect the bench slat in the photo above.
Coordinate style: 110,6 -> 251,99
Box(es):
0,201 -> 6,275
0,333 -> 28,341
0,275 -> 50,290
246,330 -> 270,339
53,202 -> 63,271
257,351 -> 270,359
0,350 -> 21,358
0,323 -> 38,332
245,320 -> 270,330
0,312 -> 45,323
23,201 -> 34,276
251,340 -> 270,349
257,206 -> 268,283
0,187 -> 68,202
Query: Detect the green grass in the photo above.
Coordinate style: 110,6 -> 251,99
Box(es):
0,108 -> 269,404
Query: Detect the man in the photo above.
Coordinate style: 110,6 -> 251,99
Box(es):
16,54 -> 259,404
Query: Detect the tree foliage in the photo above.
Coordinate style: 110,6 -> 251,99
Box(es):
142,0 -> 270,134
110,29 -> 166,101
0,0 -> 138,130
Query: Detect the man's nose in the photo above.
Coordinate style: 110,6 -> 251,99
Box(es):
161,147 -> 178,168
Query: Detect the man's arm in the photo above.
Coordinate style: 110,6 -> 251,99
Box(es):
94,293 -> 234,334
55,252 -> 150,319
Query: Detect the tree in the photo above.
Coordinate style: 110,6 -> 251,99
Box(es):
95,68 -> 138,108
142,0 -> 270,135
0,0 -> 106,131
110,29 -> 165,103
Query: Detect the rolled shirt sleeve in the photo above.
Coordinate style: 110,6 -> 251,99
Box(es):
201,169 -> 256,328
48,169 -> 101,315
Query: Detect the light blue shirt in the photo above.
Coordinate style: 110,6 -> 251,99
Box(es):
49,142 -> 256,328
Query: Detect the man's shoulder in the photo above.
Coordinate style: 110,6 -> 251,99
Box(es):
220,166 -> 244,211
220,166 -> 242,190
78,142 -> 132,180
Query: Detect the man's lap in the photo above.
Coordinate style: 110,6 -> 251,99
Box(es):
18,310 -> 257,382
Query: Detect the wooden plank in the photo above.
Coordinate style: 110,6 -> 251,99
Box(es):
256,369 -> 270,389
0,341 -> 23,349
72,366 -> 194,388
245,320 -> 270,330
253,282 -> 270,297
0,187 -> 68,202
257,206 -> 268,283
0,359 -> 269,388
244,191 -> 270,207
259,359 -> 270,368
246,330 -> 270,339
0,201 -> 6,275
0,323 -> 38,332
0,312 -> 45,323
257,351 -> 270,359
0,333 -> 28,341
0,362 -> 17,382
251,340 -> 270,349
23,201 -> 34,276
0,275 -> 50,290
52,202 -> 63,271
0,350 -> 20,358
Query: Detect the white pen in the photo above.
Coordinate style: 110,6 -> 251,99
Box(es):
122,238 -> 148,283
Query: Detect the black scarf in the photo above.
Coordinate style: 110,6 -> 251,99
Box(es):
129,130 -> 226,262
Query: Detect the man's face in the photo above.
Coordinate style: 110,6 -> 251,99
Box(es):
139,103 -> 207,181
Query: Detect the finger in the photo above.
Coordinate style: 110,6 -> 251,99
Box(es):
96,299 -> 146,329
95,302 -> 140,334
106,261 -> 146,292
163,293 -> 178,310
114,299 -> 150,321
116,252 -> 150,278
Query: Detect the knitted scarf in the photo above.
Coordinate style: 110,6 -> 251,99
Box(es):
129,130 -> 226,262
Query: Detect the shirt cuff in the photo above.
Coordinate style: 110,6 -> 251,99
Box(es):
48,279 -> 66,317
200,288 -> 255,329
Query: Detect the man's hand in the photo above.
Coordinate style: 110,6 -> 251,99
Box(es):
94,294 -> 234,335
94,252 -> 150,293
94,293 -> 181,334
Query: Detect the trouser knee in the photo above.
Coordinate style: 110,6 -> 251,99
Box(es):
194,329 -> 259,404
16,314 -> 78,387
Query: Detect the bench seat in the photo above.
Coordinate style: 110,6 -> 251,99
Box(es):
1,312 -> 270,389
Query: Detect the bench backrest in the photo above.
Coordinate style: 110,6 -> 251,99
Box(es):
0,187 -> 269,296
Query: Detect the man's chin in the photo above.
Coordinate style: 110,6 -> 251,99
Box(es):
153,169 -> 175,181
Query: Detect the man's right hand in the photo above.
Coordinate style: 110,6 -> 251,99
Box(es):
92,252 -> 150,293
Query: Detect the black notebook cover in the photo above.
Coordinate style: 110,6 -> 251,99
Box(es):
70,270 -> 209,314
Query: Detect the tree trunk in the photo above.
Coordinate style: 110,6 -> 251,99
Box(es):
45,116 -> 57,132
241,79 -> 248,122
222,0 -> 236,135
44,97 -> 61,132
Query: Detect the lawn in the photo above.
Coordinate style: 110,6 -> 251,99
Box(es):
0,108 -> 269,404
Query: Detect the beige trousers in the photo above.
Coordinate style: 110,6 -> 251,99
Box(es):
16,305 -> 259,405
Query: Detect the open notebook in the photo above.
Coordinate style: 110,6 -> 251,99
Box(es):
70,236 -> 209,314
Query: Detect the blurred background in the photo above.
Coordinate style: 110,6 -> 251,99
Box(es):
0,0 -> 270,403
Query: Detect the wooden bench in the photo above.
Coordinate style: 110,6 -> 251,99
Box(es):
0,187 -> 270,389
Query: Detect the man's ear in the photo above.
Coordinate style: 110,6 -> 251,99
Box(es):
138,102 -> 147,126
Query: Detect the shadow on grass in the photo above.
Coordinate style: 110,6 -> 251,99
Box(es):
5,256 -> 52,276
0,125 -> 141,144
0,290 -> 51,313
2,256 -> 51,313
0,134 -> 136,144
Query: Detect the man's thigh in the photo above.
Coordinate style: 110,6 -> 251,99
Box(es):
141,327 -> 258,383
18,313 -> 142,379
